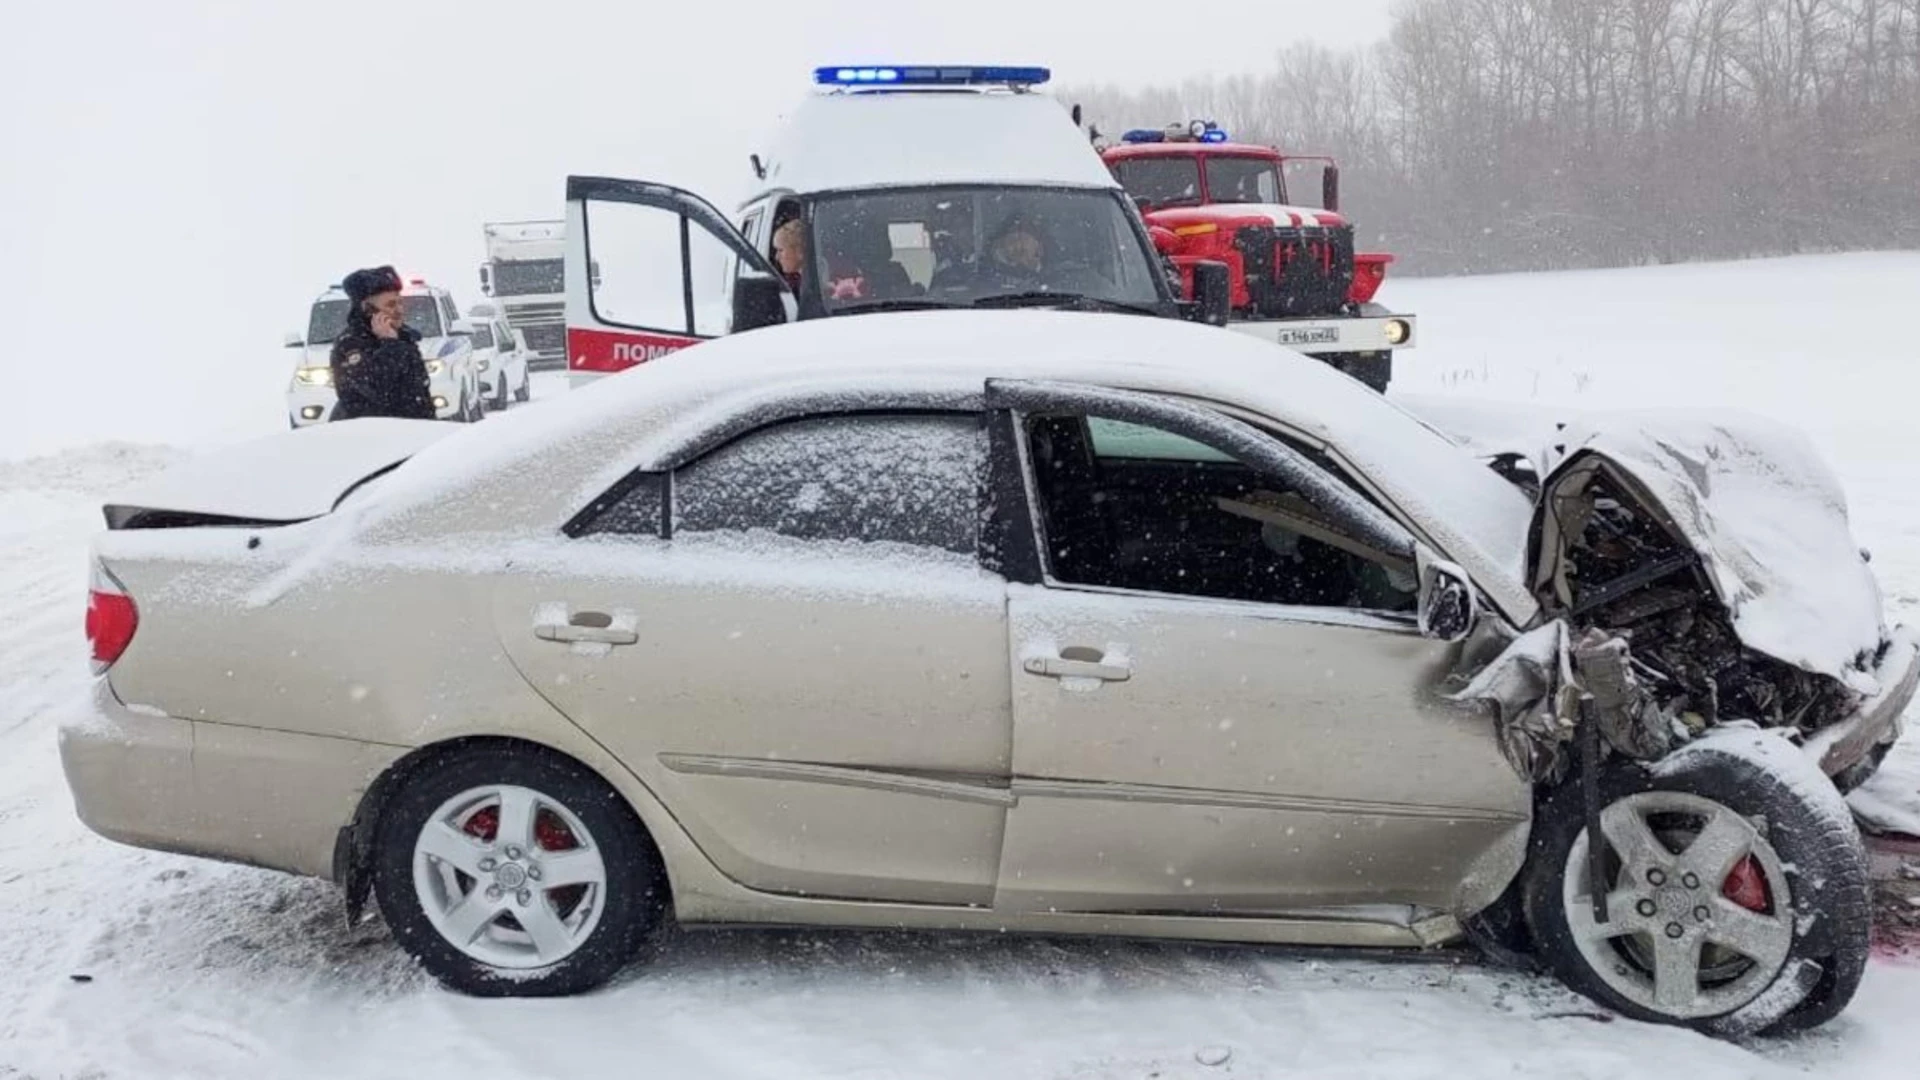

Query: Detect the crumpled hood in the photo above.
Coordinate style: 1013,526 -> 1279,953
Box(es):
1537,409 -> 1885,684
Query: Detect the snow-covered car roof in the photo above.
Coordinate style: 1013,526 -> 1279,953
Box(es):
357,311 -> 1539,622
752,89 -> 1119,198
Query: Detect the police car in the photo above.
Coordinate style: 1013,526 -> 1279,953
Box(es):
467,304 -> 532,410
561,64 -> 1234,385
284,279 -> 487,426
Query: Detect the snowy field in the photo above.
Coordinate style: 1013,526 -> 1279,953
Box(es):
4,253 -> 1920,1078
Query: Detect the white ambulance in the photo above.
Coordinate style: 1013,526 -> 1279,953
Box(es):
560,64 -> 1231,386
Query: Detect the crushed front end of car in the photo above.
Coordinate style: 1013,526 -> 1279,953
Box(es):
1452,411 -> 1918,786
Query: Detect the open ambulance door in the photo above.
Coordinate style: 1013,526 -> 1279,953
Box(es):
564,175 -> 791,380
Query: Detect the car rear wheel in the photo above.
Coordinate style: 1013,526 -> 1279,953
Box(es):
372,745 -> 668,996
1521,734 -> 1870,1035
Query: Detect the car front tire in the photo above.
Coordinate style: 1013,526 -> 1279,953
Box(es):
372,744 -> 669,997
1521,733 -> 1870,1035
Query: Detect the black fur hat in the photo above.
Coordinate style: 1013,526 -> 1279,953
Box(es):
342,265 -> 403,304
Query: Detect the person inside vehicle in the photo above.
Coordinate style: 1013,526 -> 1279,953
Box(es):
927,200 -> 978,294
328,265 -> 436,422
983,216 -> 1049,285
819,215 -> 920,303
772,216 -> 807,293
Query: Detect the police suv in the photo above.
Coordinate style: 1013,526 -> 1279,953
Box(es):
468,304 -> 533,410
561,64 -> 1234,385
284,278 -> 487,426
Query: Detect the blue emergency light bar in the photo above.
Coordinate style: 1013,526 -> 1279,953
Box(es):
812,65 -> 1052,87
1121,121 -> 1230,144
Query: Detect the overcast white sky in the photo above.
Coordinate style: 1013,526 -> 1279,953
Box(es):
0,0 -> 1393,455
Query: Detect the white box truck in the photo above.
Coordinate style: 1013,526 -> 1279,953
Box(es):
478,221 -> 571,371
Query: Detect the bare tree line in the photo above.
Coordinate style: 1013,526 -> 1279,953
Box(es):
1069,0 -> 1920,274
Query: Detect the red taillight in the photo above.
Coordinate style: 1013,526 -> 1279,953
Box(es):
85,560 -> 138,674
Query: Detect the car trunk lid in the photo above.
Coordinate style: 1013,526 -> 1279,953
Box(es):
102,419 -> 456,530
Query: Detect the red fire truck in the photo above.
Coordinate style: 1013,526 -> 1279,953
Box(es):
1099,121 -> 1414,392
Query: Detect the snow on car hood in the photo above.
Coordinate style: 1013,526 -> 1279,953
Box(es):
102,418 -> 457,528
1542,409 -> 1885,682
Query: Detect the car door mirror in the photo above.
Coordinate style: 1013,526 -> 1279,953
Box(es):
732,272 -> 789,333
283,331 -> 304,348
1190,260 -> 1231,327
1416,546 -> 1479,643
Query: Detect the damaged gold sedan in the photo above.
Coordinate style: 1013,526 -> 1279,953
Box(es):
60,312 -> 1914,1035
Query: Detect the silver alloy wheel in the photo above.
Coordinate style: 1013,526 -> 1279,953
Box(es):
412,784 -> 609,970
1561,790 -> 1795,1019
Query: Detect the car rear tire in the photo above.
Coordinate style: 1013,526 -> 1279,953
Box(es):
1521,734 -> 1870,1035
371,744 -> 669,997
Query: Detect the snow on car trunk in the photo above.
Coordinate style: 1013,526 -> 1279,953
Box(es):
101,419 -> 457,529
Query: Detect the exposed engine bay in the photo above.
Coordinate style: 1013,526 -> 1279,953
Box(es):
1451,416 -> 1911,784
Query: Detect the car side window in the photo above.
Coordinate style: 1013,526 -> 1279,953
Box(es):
673,413 -> 984,554
472,325 -> 494,349
573,473 -> 666,539
1023,413 -> 1416,611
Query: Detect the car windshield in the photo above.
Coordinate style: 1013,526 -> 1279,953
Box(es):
1111,158 -> 1201,208
1204,156 -> 1283,204
490,259 -> 564,296
806,186 -> 1165,314
305,295 -> 444,343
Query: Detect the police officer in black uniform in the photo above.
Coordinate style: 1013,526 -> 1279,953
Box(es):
329,266 -> 436,421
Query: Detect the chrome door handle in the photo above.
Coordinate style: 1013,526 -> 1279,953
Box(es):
1023,651 -> 1131,682
534,611 -> 637,646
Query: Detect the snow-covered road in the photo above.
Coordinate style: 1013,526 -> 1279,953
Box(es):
3,254 -> 1919,1078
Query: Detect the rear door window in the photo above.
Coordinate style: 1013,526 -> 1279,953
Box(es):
673,413 -> 985,554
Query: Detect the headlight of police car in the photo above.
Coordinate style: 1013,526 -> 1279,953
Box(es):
425,359 -> 444,376
476,358 -> 490,372
295,367 -> 332,386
